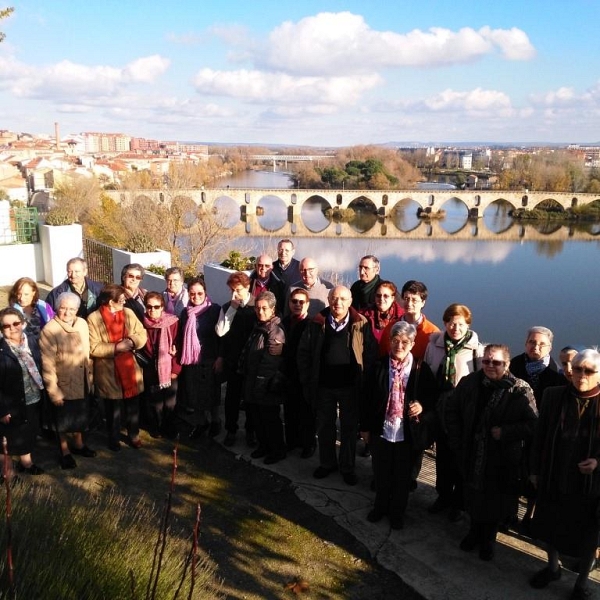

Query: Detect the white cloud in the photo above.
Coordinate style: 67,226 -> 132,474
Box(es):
424,88 -> 513,113
261,12 -> 535,76
123,55 -> 170,83
193,68 -> 381,105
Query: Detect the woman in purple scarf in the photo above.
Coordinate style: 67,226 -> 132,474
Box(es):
178,278 -> 222,438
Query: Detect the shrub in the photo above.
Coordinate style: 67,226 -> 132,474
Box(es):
44,208 -> 77,226
125,232 -> 156,253
220,250 -> 255,271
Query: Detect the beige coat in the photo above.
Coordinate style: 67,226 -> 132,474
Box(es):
88,307 -> 147,400
40,316 -> 92,404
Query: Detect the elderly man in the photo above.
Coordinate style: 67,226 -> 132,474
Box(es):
249,254 -> 285,315
289,257 -> 333,318
162,266 -> 188,317
272,239 -> 301,289
298,285 -> 377,485
46,257 -> 103,319
350,255 -> 382,310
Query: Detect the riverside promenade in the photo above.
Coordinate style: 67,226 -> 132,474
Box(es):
219,432 -> 600,600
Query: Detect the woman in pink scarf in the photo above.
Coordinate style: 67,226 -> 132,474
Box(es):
140,291 -> 180,438
360,321 -> 438,530
177,278 -> 222,439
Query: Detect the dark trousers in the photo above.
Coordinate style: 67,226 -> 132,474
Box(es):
105,396 -> 140,444
144,380 -> 178,436
371,435 -> 412,521
435,430 -> 464,510
283,387 -> 316,451
247,403 -> 285,458
224,373 -> 254,435
316,386 -> 357,474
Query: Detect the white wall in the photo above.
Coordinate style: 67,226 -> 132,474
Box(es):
0,243 -> 44,285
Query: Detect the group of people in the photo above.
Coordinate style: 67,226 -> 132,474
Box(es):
0,240 -> 598,599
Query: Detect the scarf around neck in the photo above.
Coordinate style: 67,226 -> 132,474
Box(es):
442,330 -> 473,387
143,312 -> 178,387
180,298 -> 212,365
387,353 -> 413,421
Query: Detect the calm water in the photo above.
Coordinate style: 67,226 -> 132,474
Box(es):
217,171 -> 600,355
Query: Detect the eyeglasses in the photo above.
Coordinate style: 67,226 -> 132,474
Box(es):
290,299 -> 306,305
1,321 -> 22,330
526,341 -> 550,349
126,274 -> 143,280
375,293 -> 393,299
256,264 -> 272,268
482,359 -> 505,367
146,304 -> 163,310
300,268 -> 316,274
572,366 -> 599,376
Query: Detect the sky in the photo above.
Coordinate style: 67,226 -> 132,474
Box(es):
1,1 -> 600,146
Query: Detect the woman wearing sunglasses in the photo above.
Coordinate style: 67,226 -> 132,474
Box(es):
529,349 -> 600,600
446,343 -> 537,561
121,263 -> 147,323
0,307 -> 45,477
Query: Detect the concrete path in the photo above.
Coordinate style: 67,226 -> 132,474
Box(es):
218,433 -> 600,600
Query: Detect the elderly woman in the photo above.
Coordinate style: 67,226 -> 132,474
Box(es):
121,263 -> 147,322
39,292 -> 95,469
177,278 -> 221,438
424,303 -> 484,520
9,276 -> 55,339
529,349 -> 600,600
139,291 -> 180,438
88,284 -> 147,451
360,280 -> 404,345
0,307 -> 44,476
242,291 -> 286,464
446,344 -> 537,561
360,321 -> 438,529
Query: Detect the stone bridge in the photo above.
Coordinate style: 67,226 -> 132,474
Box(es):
106,188 -> 600,219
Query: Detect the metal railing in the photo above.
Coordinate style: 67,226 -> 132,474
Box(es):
0,207 -> 39,245
83,237 -> 114,283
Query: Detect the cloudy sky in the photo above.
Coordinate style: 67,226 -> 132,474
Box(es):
1,1 -> 599,145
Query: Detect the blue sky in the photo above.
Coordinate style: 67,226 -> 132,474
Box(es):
1,1 -> 600,146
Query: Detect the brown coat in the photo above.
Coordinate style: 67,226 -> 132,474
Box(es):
88,307 -> 147,400
40,316 -> 92,404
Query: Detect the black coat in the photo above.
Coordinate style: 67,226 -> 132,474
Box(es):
509,353 -> 566,408
360,356 -> 438,446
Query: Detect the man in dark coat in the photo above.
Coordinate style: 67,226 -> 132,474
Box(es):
350,255 -> 382,310
249,254 -> 286,316
272,239 -> 301,289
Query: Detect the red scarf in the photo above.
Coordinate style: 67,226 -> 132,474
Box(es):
100,305 -> 139,399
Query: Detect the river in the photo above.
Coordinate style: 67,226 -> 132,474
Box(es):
218,170 -> 600,355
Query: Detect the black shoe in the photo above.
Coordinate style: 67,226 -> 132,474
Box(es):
342,472 -> 357,486
223,432 -> 236,447
59,454 -> 77,469
479,543 -> 495,561
250,447 -> 267,459
361,443 -> 371,458
571,586 -> 593,600
208,420 -> 222,437
313,465 -> 337,479
300,446 -> 315,459
245,432 -> 257,447
71,445 -> 97,458
530,566 -> 561,589
459,531 -> 478,552
264,454 -> 285,465
367,509 -> 384,523
428,497 -> 450,514
519,516 -> 532,537
17,463 -> 44,475
109,441 -> 122,452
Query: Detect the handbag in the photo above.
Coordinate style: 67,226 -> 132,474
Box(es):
409,359 -> 437,451
133,349 -> 151,369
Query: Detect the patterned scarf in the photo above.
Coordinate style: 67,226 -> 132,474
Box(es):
7,335 -> 44,404
386,353 -> 413,420
442,330 -> 473,388
99,305 -> 139,399
374,302 -> 402,332
525,355 -> 550,392
180,298 -> 212,365
143,312 -> 178,388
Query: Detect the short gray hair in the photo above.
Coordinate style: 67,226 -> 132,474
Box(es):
256,291 -> 276,309
390,321 -> 416,341
572,349 -> 600,372
526,326 -> 553,343
56,291 -> 81,309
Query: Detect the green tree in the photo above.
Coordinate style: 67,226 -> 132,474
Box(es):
0,7 -> 14,44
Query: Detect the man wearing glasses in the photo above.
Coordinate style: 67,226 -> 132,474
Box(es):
350,255 -> 382,310
289,257 -> 333,318
162,267 -> 188,318
249,254 -> 285,315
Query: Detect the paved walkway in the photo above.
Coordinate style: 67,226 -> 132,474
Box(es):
217,433 -> 600,600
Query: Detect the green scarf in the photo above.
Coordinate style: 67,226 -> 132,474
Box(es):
442,330 -> 473,389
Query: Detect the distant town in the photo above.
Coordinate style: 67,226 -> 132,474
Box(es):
1,124 -> 600,206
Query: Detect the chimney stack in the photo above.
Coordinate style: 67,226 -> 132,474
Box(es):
54,121 -> 61,151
